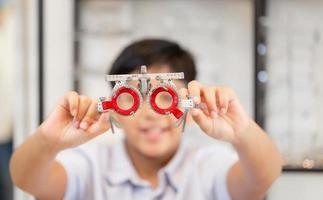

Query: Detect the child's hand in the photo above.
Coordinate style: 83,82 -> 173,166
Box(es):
185,81 -> 251,144
38,91 -> 110,151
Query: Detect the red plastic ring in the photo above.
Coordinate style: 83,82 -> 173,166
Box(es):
150,86 -> 183,119
101,86 -> 140,115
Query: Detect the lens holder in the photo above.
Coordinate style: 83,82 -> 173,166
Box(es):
98,66 -> 195,133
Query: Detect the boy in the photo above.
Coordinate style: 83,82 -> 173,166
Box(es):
10,39 -> 283,200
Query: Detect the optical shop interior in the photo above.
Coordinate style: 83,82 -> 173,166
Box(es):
1,0 -> 323,200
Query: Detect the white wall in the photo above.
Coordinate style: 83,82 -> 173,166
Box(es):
13,0 -> 74,199
13,0 -> 39,199
44,0 -> 74,116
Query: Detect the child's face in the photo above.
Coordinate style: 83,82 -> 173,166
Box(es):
115,66 -> 186,158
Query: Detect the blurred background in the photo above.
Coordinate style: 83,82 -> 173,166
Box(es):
1,0 -> 323,199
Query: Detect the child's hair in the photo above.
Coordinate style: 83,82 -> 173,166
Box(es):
108,38 -> 197,87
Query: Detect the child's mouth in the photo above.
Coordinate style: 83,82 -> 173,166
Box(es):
140,127 -> 169,142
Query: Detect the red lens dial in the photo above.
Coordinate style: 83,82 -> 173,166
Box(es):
101,86 -> 140,115
149,86 -> 183,119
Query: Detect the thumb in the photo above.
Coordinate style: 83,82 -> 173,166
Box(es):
190,108 -> 213,134
87,112 -> 111,137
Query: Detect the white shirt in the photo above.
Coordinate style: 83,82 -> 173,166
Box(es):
56,139 -> 238,200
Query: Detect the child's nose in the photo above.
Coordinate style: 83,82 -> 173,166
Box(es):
140,101 -> 161,120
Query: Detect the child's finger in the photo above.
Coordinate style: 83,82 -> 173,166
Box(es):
190,108 -> 213,134
188,80 -> 202,104
217,87 -> 235,114
79,99 -> 100,130
74,96 -> 92,127
198,102 -> 211,116
62,91 -> 79,117
201,87 -> 217,117
216,89 -> 228,114
87,112 -> 110,136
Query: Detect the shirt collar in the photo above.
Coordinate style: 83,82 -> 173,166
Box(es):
163,139 -> 190,191
104,138 -> 190,191
104,139 -> 149,187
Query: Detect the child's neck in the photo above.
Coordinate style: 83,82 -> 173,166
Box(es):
125,142 -> 176,189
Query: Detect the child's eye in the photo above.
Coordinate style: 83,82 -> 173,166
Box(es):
161,93 -> 172,102
155,92 -> 173,108
117,93 -> 134,109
